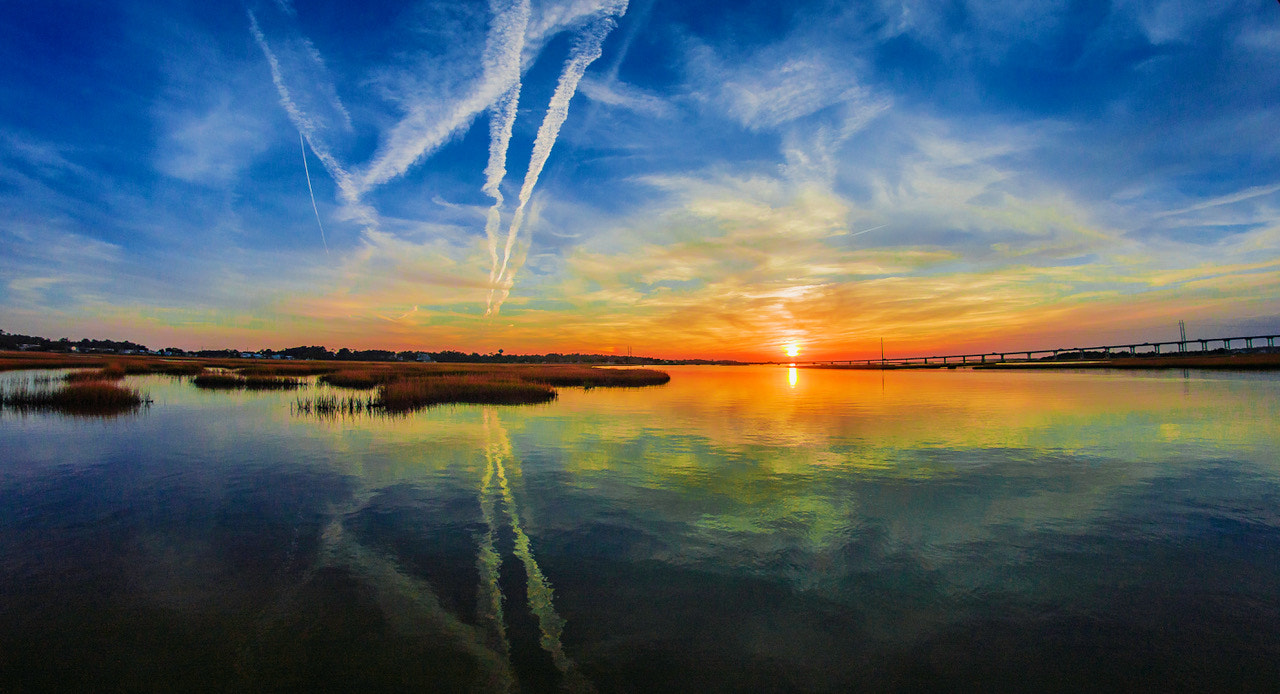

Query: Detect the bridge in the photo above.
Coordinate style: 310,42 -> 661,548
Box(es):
774,333 -> 1280,368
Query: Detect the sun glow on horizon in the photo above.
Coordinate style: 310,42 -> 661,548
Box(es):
784,342 -> 801,358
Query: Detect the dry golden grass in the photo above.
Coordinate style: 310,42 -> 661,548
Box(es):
1,380 -> 146,416
0,352 -> 206,376
378,375 -> 557,412
0,351 -> 101,372
319,369 -> 400,389
64,365 -> 126,382
3,352 -> 673,412
236,363 -> 339,377
514,365 -> 672,387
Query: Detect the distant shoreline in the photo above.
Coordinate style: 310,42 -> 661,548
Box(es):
803,352 -> 1280,371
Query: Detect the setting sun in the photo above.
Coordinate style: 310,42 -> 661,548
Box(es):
784,342 -> 801,358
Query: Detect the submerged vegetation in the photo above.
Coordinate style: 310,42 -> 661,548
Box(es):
1,380 -> 147,416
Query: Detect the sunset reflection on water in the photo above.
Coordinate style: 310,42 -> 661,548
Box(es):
1,366 -> 1278,691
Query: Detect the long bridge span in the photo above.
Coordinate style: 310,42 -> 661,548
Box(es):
773,333 -> 1280,368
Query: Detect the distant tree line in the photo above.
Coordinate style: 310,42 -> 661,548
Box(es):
0,331 -> 151,354
0,328 -> 744,365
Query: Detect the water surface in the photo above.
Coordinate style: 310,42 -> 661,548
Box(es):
1,366 -> 1278,691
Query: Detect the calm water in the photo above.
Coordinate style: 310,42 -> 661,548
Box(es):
1,366 -> 1278,692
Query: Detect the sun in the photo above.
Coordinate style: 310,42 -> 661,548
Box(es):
784,342 -> 800,358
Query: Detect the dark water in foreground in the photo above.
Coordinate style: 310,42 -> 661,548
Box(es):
1,366 -> 1278,692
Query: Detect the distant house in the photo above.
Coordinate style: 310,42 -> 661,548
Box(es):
416,352 -> 434,362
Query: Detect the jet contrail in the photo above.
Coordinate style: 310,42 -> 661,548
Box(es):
488,0 -> 629,315
249,10 -> 374,230
482,0 -> 532,312
850,223 -> 887,237
300,132 -> 329,255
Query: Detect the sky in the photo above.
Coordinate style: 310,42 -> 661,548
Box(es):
2,0 -> 1279,361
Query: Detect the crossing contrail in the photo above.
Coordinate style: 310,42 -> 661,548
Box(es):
482,0 -> 532,313
300,132 -> 329,255
850,223 -> 887,237
488,0 -> 629,316
249,11 -> 371,228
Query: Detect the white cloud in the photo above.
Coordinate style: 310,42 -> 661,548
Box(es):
157,96 -> 271,184
579,75 -> 672,117
694,49 -> 870,131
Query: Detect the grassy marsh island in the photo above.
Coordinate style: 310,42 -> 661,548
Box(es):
309,363 -> 671,413
1,380 -> 147,416
0,351 -> 672,416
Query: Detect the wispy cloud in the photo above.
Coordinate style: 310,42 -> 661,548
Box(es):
579,75 -> 672,117
690,48 -> 871,132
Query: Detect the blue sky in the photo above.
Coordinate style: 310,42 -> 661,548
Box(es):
2,0 -> 1278,359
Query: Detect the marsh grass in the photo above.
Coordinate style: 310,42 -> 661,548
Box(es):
143,362 -> 206,376
236,363 -> 338,377
378,376 -> 557,412
193,373 -> 302,390
292,393 -> 379,418
319,369 -> 400,389
294,364 -> 669,414
7,352 -> 671,413
1,381 -> 147,416
516,365 -> 672,388
1,352 -> 205,377
65,366 -> 126,382
0,352 -> 101,372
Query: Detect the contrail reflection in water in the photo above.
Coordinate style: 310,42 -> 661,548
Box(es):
482,408 -> 594,693
477,427 -> 512,663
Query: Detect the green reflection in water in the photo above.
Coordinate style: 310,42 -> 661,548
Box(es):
483,408 -> 594,693
2,367 -> 1279,690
